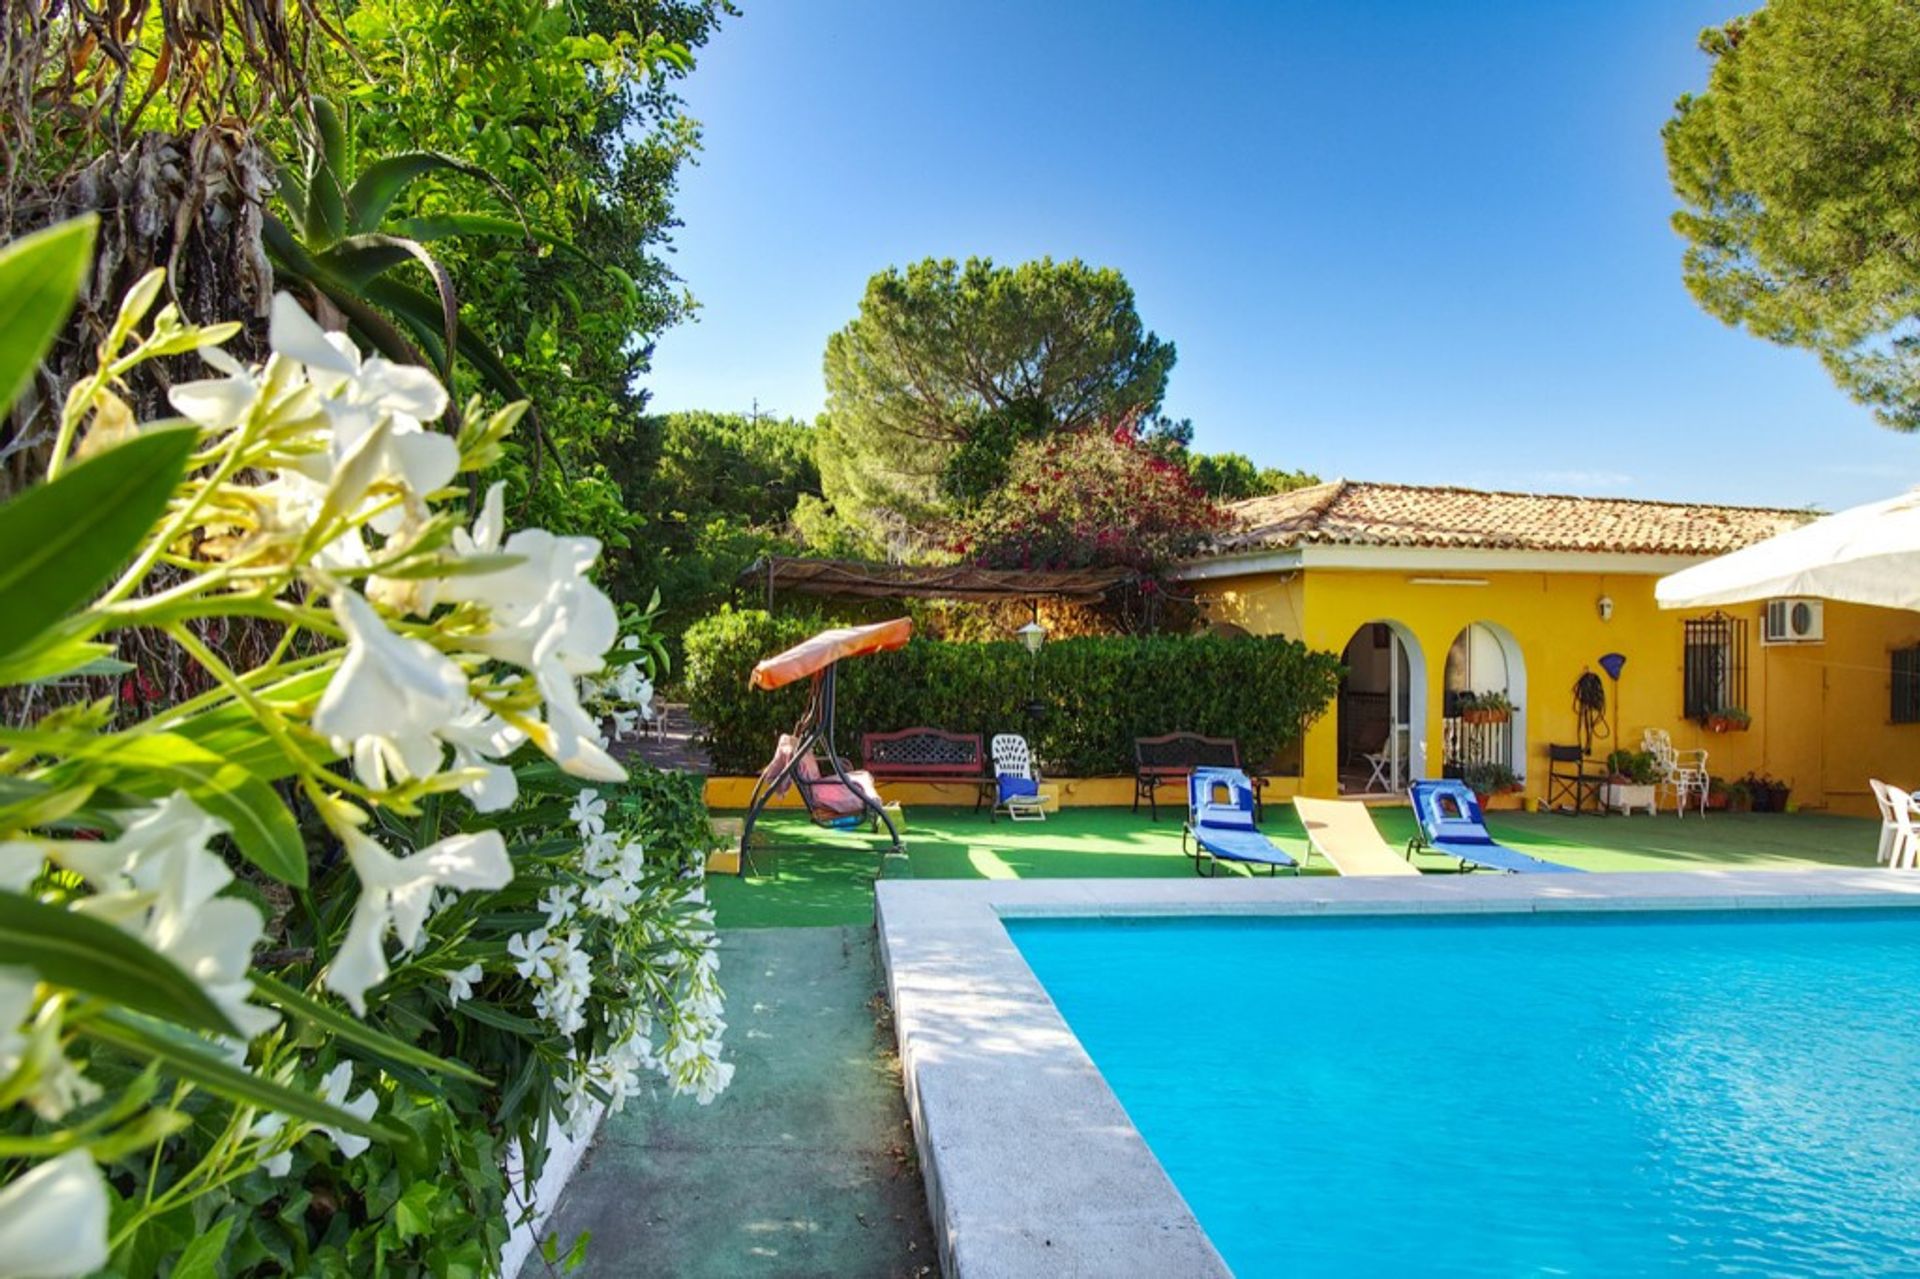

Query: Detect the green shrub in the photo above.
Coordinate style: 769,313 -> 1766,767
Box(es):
684,607 -> 1344,775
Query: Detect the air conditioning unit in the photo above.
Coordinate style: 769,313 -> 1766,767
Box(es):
1762,597 -> 1824,645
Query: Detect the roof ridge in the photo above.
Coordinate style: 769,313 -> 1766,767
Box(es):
1226,479 -> 1813,519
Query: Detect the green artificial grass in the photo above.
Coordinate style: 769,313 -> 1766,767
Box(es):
703,805 -> 1882,930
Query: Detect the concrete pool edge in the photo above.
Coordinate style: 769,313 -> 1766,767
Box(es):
875,869 -> 1920,1277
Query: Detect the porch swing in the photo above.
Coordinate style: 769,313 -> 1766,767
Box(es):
736,617 -> 910,875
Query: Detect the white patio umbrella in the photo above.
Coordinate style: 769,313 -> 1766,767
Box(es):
1656,489 -> 1920,612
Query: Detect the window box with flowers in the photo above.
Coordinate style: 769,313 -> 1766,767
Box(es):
1702,707 -> 1751,733
1456,690 -> 1514,725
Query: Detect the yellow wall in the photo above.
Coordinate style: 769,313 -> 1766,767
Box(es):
1203,567 -> 1920,816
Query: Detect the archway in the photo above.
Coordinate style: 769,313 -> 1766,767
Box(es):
1442,621 -> 1528,786
1335,621 -> 1428,794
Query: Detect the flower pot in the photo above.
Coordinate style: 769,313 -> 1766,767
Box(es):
1705,791 -> 1729,811
1461,709 -> 1511,725
1604,782 -> 1656,816
1479,790 -> 1524,811
1704,715 -> 1750,733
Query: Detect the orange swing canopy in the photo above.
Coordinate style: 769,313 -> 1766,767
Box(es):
749,617 -> 913,691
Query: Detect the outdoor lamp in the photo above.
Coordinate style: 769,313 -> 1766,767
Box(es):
1596,594 -> 1614,622
1017,619 -> 1048,655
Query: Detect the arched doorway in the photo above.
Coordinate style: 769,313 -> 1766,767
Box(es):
1336,621 -> 1428,794
1442,621 -> 1528,786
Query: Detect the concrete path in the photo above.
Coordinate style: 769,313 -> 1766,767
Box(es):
522,926 -> 935,1279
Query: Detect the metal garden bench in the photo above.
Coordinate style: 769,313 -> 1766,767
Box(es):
1133,732 -> 1267,822
860,728 -> 994,812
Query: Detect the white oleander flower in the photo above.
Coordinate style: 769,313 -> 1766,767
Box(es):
252,470 -> 371,570
442,530 -> 627,781
0,974 -> 95,1123
538,886 -> 579,929
508,928 -> 555,982
580,831 -> 620,877
312,590 -> 468,790
249,1112 -> 293,1176
268,296 -> 455,529
315,1062 -> 379,1160
270,295 -> 447,424
447,962 -> 483,1005
448,530 -> 616,671
452,482 -> 507,559
568,790 -> 607,837
58,796 -> 277,1039
0,1150 -> 110,1279
609,708 -> 638,739
326,825 -> 512,1013
533,637 -> 626,782
0,845 -> 38,892
581,877 -> 638,923
439,703 -> 525,813
168,342 -> 263,429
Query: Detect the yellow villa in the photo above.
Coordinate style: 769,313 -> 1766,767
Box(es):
1175,480 -> 1920,817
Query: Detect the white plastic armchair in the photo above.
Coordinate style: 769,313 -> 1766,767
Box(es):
1881,782 -> 1920,870
1872,779 -> 1899,864
1642,729 -> 1708,817
990,733 -> 1049,822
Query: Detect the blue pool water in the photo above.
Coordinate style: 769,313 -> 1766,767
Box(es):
1007,909 -> 1920,1277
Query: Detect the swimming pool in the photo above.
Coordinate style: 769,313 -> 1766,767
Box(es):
1008,908 -> 1920,1277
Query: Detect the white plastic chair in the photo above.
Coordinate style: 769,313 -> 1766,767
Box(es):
990,733 -> 1049,822
1871,779 -> 1900,864
1885,783 -> 1920,870
1361,726 -> 1409,793
1642,729 -> 1708,817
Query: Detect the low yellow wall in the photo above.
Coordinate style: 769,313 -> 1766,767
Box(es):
703,775 -> 1303,810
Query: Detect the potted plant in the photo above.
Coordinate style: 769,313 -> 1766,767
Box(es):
1740,772 -> 1791,813
1702,706 -> 1751,733
1705,776 -> 1730,811
1726,779 -> 1754,812
1461,762 -> 1522,807
1603,748 -> 1659,815
1458,691 -> 1514,725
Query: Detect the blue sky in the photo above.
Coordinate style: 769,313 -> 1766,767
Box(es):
644,0 -> 1916,512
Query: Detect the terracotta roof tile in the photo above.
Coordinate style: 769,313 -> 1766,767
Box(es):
1212,480 -> 1811,558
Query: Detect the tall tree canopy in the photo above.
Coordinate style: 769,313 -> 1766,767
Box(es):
1186,451 -> 1320,501
814,256 -> 1176,554
643,410 -> 820,642
1664,0 -> 1920,430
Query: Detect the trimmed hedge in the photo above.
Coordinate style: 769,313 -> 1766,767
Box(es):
684,607 -> 1344,776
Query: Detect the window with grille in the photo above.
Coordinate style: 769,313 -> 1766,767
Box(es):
1894,646 -> 1920,725
1683,612 -> 1747,721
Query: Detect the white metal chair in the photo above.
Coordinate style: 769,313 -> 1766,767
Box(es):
990,733 -> 1049,822
641,693 -> 670,744
1642,729 -> 1708,817
1882,782 -> 1920,870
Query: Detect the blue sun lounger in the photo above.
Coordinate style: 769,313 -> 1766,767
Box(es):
1183,768 -> 1298,877
1408,779 -> 1583,874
